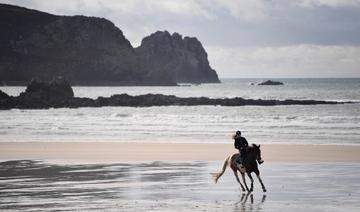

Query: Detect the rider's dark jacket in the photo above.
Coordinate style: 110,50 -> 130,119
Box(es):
234,135 -> 248,150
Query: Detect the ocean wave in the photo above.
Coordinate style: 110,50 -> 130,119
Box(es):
111,113 -> 131,118
50,126 -> 69,131
324,99 -> 360,103
1,101 -> 360,145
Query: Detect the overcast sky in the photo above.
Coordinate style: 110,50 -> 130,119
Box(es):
2,0 -> 360,78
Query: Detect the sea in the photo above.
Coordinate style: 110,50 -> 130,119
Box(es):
1,78 -> 359,145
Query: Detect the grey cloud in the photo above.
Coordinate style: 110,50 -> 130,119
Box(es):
207,45 -> 360,78
194,1 -> 360,47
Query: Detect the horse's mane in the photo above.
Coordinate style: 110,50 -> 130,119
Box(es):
248,143 -> 260,152
251,143 -> 260,148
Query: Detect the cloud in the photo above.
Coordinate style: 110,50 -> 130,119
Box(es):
2,0 -> 215,19
3,0 -> 360,46
297,0 -> 360,8
212,0 -> 267,21
201,0 -> 267,22
207,45 -> 360,77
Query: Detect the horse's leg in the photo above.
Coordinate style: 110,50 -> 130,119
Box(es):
247,172 -> 254,192
255,170 -> 267,192
232,168 -> 245,192
240,193 -> 246,202
243,191 -> 251,203
241,172 -> 250,192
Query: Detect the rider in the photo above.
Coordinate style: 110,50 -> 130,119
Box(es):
233,130 -> 264,166
233,130 -> 248,167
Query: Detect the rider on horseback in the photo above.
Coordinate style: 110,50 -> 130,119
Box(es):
233,130 -> 264,167
233,130 -> 248,166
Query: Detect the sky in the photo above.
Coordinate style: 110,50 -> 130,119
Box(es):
2,0 -> 360,78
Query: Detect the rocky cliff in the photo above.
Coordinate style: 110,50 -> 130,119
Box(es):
0,4 -> 219,85
136,31 -> 220,83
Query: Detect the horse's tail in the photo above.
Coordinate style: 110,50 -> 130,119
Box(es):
211,155 -> 231,184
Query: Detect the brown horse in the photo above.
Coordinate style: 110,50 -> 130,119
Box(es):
212,144 -> 267,192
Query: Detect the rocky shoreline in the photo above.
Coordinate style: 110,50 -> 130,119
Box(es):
0,79 -> 349,110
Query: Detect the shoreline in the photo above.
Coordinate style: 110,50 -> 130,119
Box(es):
1,142 -> 360,163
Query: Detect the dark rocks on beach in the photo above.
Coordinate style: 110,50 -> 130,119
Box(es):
255,80 -> 284,85
0,78 -> 74,109
0,89 -> 10,100
0,79 -> 346,110
24,77 -> 73,99
0,89 -> 11,110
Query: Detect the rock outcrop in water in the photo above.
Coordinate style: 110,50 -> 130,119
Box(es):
20,77 -> 74,100
252,80 -> 284,85
0,4 -> 219,85
0,89 -> 10,100
0,79 -> 346,110
2,78 -> 74,109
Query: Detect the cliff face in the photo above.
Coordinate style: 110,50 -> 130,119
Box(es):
0,4 -> 147,85
136,31 -> 220,83
0,4 -> 219,85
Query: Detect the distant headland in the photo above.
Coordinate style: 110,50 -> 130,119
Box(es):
0,4 -> 220,86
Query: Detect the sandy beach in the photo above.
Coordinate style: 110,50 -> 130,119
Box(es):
0,142 -> 360,162
1,159 -> 360,212
1,143 -> 360,211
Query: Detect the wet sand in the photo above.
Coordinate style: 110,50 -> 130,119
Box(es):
0,142 -> 360,162
1,143 -> 360,211
0,160 -> 359,212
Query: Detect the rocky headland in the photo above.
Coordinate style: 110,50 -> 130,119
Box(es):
0,79 -> 347,110
0,4 -> 219,86
136,31 -> 219,83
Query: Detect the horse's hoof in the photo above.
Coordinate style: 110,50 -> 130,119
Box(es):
263,189 -> 267,192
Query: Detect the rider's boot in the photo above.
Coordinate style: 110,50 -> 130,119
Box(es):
236,156 -> 244,168
236,156 -> 242,164
237,156 -> 246,168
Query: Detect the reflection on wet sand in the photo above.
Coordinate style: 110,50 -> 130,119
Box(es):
234,193 -> 266,212
0,160 -> 359,211
0,160 -> 208,211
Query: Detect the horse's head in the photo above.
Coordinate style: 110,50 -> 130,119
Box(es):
252,144 -> 264,164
